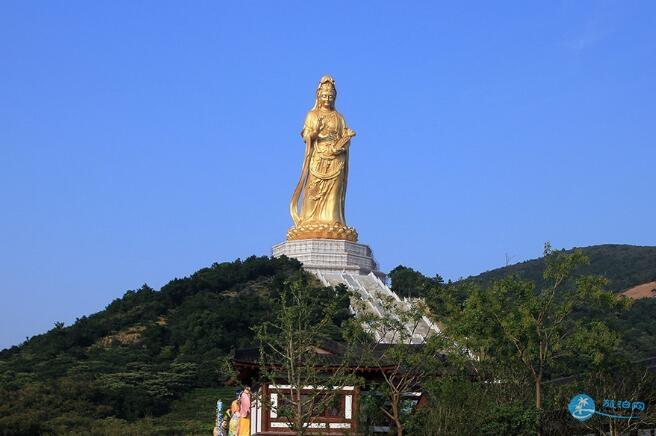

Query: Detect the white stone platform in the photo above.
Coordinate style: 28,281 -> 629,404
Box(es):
271,238 -> 440,344
272,239 -> 379,276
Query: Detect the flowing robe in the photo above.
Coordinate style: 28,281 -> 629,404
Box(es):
298,108 -> 350,226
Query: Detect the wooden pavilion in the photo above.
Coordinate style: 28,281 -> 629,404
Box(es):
232,341 -> 426,435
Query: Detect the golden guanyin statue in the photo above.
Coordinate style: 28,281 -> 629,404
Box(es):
287,76 -> 358,242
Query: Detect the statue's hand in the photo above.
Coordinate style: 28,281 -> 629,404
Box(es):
332,136 -> 350,154
345,128 -> 356,138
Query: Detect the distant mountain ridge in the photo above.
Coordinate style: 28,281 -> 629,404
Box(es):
462,244 -> 656,292
452,244 -> 656,361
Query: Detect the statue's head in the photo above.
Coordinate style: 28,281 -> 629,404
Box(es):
314,75 -> 336,110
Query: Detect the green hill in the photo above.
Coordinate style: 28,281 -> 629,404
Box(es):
0,255 -> 351,435
455,244 -> 656,358
463,244 -> 656,292
389,245 -> 656,359
1,244 -> 654,434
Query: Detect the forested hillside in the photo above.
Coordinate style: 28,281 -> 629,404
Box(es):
460,245 -> 656,358
389,244 -> 656,359
464,244 -> 656,292
1,244 -> 654,434
0,256 -> 351,434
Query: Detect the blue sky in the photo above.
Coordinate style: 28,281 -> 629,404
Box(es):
1,1 -> 654,349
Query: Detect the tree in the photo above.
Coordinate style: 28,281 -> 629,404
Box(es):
254,276 -> 359,435
572,360 -> 656,436
403,348 -> 542,435
440,243 -> 628,435
389,265 -> 443,299
353,293 -> 444,436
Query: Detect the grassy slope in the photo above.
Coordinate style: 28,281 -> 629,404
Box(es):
89,387 -> 235,435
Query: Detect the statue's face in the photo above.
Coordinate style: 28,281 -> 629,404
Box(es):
318,90 -> 335,109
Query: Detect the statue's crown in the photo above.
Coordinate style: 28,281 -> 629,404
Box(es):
317,75 -> 336,92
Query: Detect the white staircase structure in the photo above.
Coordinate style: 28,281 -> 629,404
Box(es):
316,271 -> 440,344
273,238 -> 440,344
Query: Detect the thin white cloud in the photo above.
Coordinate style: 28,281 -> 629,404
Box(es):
566,0 -> 619,52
